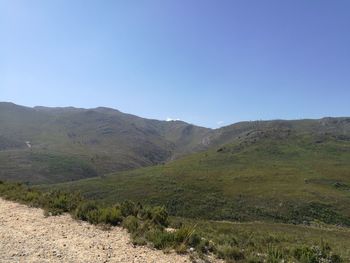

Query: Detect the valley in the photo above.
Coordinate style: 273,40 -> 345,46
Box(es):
1,102 -> 350,262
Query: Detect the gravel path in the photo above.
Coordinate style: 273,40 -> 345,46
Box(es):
0,198 -> 191,263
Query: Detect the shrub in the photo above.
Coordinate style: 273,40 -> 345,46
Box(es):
0,182 -> 26,202
175,243 -> 187,254
123,215 -> 139,233
174,226 -> 193,243
75,201 -> 99,221
196,239 -> 211,253
120,200 -> 138,217
267,246 -> 285,263
86,209 -> 101,224
43,191 -> 82,215
294,246 -> 322,263
217,244 -> 244,262
188,232 -> 202,248
24,190 -> 42,207
131,234 -> 147,246
174,225 -> 200,247
149,206 -> 168,227
98,207 -> 122,225
146,229 -> 175,250
293,244 -> 342,263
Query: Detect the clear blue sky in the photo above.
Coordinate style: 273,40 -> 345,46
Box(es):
1,0 -> 349,128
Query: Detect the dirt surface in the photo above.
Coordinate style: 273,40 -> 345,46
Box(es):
0,198 -> 191,263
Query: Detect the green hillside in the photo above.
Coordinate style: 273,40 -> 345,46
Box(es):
3,103 -> 350,261
3,101 -> 349,187
51,120 -> 350,226
0,102 -> 210,183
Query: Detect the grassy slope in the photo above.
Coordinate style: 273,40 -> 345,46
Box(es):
2,181 -> 348,261
51,132 -> 350,225
48,131 -> 350,260
170,217 -> 350,261
0,151 -> 98,184
2,102 -> 349,188
3,105 -> 350,260
0,102 -> 210,184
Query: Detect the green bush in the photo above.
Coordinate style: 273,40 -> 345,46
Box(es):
24,190 -> 42,207
188,232 -> 202,248
146,229 -> 175,249
75,201 -> 99,221
123,215 -> 139,233
196,239 -> 211,254
120,200 -> 138,217
149,206 -> 168,227
217,244 -> 244,262
131,233 -> 147,246
294,244 -> 342,263
86,209 -> 101,224
98,207 -> 122,225
174,226 -> 192,243
43,191 -> 81,215
174,225 -> 200,247
267,246 -> 285,263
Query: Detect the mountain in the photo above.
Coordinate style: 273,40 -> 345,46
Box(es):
206,117 -> 350,148
0,102 -> 210,183
1,98 -> 350,223
50,116 -> 350,226
2,101 -> 350,259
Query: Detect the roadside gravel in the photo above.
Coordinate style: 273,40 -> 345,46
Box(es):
0,198 -> 191,263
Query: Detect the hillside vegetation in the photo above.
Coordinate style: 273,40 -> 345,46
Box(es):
52,119 -> 350,226
2,102 -> 349,187
0,102 -> 210,183
2,102 -> 350,261
1,181 -> 347,262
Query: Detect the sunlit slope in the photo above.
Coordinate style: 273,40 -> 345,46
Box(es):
54,128 -> 350,225
0,102 -> 210,183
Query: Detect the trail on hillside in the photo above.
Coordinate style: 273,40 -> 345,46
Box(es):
0,198 -> 190,263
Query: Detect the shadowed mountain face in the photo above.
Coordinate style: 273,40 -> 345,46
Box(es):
0,102 -> 211,183
0,102 -> 349,185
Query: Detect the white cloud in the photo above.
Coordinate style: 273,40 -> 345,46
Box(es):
217,121 -> 224,125
166,117 -> 181,122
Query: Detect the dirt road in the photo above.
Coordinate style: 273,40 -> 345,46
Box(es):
0,198 -> 190,263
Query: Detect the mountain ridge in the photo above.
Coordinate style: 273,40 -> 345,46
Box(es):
0,102 -> 211,183
0,101 -> 349,184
